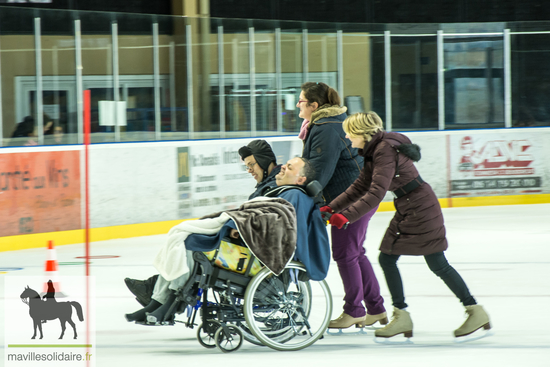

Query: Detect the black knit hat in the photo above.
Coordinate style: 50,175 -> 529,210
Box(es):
238,139 -> 277,172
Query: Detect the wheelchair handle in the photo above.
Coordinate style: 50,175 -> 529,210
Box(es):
321,211 -> 332,222
321,211 -> 349,229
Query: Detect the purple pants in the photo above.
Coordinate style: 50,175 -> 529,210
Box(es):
331,206 -> 385,318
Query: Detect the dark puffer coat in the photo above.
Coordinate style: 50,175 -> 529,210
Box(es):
328,131 -> 448,256
301,105 -> 363,204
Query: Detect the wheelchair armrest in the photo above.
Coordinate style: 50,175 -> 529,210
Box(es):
192,252 -> 214,282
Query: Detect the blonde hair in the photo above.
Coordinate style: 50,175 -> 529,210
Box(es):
343,112 -> 384,142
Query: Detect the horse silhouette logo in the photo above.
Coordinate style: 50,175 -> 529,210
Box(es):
20,280 -> 84,340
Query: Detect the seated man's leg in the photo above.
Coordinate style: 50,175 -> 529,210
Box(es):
125,299 -> 161,322
124,275 -> 173,322
145,250 -> 194,324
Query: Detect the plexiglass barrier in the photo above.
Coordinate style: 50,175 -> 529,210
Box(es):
1,6 -> 550,147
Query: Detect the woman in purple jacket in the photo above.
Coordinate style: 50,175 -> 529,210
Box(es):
321,111 -> 491,340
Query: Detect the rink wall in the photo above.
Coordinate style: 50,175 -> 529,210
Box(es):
1,127 -> 550,251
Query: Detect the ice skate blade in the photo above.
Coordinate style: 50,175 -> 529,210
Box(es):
363,324 -> 385,331
326,327 -> 368,336
374,336 -> 413,345
454,329 -> 494,343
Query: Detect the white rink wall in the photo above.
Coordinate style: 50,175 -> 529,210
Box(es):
1,127 -> 549,230
87,137 -> 304,228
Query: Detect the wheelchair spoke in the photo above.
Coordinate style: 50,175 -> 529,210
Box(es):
243,262 -> 332,351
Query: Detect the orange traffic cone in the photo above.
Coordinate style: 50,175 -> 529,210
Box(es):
42,240 -> 66,298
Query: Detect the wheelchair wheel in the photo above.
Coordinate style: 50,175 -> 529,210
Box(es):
197,320 -> 220,349
214,325 -> 243,353
239,318 -> 299,346
243,261 -> 332,351
239,280 -> 312,346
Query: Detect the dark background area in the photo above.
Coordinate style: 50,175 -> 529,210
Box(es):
0,0 -> 172,15
1,0 -> 550,23
209,0 -> 550,24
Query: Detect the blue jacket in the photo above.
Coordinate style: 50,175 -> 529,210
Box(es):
267,186 -> 331,281
302,105 -> 364,204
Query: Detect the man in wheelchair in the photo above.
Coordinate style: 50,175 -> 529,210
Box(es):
125,139 -> 281,306
125,156 -> 331,328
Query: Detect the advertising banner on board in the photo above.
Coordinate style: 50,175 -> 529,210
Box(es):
0,150 -> 81,236
449,133 -> 543,197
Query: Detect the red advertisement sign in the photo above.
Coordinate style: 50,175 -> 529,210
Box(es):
0,150 -> 81,236
450,134 -> 541,196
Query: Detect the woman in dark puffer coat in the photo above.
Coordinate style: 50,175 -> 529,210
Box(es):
321,111 -> 491,340
299,82 -> 386,330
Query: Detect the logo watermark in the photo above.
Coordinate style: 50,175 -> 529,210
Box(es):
4,276 -> 96,366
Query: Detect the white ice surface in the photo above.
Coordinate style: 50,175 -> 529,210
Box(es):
1,204 -> 549,366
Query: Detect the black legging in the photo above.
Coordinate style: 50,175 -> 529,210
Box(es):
378,251 -> 477,309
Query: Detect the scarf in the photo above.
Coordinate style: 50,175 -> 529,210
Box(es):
298,119 -> 310,140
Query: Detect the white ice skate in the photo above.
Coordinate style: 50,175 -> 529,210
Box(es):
453,304 -> 493,343
326,312 -> 370,336
363,312 -> 389,330
329,314 -> 388,335
373,307 -> 414,344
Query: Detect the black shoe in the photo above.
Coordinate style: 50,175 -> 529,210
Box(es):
144,308 -> 176,326
124,275 -> 158,307
125,300 -> 161,322
145,292 -> 177,325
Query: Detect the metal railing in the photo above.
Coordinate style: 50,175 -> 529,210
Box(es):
1,6 -> 549,147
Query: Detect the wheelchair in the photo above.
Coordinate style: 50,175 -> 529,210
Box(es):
156,236 -> 333,353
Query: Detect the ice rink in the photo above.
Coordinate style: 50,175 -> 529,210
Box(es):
1,204 -> 549,367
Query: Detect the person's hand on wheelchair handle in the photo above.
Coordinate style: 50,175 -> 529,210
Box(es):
328,213 -> 349,229
319,206 -> 333,221
320,206 -> 349,229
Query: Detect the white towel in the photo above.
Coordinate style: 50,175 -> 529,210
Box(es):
152,212 -> 231,281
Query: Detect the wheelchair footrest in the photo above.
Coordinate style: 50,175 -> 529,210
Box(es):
133,320 -> 176,326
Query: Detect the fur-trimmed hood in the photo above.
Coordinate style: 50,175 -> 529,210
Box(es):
309,104 -> 348,127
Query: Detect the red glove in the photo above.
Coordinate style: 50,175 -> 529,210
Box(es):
329,213 -> 350,229
319,206 -> 333,221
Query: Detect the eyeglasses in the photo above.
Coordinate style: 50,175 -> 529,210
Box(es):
297,100 -> 308,105
245,162 -> 257,172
